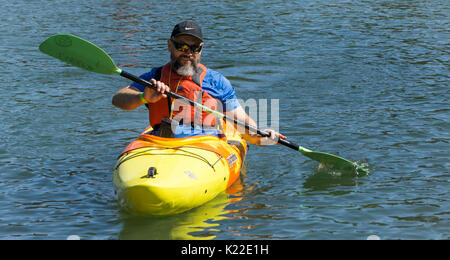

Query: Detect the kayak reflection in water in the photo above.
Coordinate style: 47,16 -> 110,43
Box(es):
112,21 -> 286,146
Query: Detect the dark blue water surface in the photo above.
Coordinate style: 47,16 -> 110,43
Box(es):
0,0 -> 448,239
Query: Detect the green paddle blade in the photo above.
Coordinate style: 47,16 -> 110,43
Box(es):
39,34 -> 121,75
299,148 -> 369,174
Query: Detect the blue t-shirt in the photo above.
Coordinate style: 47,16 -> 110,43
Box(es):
130,66 -> 240,138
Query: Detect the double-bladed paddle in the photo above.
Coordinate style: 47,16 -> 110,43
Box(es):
39,34 -> 368,174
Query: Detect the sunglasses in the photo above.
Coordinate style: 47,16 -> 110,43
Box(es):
171,38 -> 203,54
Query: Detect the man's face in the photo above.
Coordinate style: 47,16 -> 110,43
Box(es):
168,35 -> 203,76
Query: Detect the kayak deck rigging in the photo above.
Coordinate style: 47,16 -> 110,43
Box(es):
115,145 -> 225,171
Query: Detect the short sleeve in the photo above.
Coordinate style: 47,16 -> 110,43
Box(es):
130,68 -> 158,92
202,69 -> 240,112
219,76 -> 240,112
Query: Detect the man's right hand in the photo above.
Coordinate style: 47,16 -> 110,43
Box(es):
112,80 -> 171,111
143,79 -> 171,103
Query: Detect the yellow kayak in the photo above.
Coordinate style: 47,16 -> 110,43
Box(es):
113,124 -> 247,216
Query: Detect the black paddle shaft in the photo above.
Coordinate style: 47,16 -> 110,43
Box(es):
119,70 -> 300,150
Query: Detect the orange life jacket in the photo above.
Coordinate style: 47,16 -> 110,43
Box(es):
147,62 -> 218,128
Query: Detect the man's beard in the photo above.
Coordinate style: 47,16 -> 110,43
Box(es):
171,53 -> 200,77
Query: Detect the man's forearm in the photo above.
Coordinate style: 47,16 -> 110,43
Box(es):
112,86 -> 144,110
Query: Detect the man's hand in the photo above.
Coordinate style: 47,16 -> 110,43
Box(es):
143,79 -> 171,103
258,129 -> 287,146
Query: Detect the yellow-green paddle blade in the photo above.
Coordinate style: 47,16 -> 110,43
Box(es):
39,34 -> 121,75
298,146 -> 369,174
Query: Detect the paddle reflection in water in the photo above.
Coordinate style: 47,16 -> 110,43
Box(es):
303,165 -> 368,195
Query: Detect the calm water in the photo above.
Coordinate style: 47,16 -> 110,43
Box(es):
0,0 -> 448,240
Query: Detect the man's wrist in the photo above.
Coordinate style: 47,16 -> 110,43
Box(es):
139,92 -> 149,104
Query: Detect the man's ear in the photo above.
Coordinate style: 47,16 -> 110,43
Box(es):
167,39 -> 172,51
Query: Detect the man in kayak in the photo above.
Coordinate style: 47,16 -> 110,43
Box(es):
112,21 -> 285,145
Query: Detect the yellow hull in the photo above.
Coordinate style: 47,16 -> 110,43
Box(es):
113,127 -> 247,216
